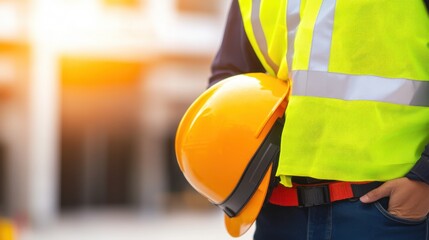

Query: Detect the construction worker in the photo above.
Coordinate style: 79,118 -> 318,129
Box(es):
208,0 -> 429,239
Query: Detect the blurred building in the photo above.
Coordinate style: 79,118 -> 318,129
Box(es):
0,0 -> 229,229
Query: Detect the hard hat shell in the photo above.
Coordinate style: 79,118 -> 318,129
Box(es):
175,73 -> 289,237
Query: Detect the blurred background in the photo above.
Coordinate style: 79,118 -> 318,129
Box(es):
0,0 -> 254,239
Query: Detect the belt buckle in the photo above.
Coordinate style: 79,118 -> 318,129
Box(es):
297,185 -> 331,207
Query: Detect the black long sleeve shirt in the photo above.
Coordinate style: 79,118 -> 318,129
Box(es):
209,0 -> 429,184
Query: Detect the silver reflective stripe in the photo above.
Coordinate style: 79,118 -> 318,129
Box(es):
251,0 -> 279,74
308,0 -> 336,71
294,0 -> 428,107
292,70 -> 429,106
286,0 -> 301,74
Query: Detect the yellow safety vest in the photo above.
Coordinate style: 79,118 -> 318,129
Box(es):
238,0 -> 429,186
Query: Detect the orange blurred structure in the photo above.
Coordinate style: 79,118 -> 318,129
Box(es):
0,218 -> 16,240
0,0 -> 230,236
103,0 -> 141,7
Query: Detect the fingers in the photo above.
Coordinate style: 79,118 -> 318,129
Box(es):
360,182 -> 392,203
359,178 -> 429,219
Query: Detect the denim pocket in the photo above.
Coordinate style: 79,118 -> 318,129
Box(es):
373,198 -> 428,225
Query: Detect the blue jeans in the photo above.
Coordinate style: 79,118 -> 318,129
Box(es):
254,198 -> 428,240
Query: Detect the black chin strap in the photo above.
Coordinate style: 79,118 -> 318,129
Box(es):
217,117 -> 284,218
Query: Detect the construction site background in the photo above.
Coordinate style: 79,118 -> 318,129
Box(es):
0,0 -> 253,239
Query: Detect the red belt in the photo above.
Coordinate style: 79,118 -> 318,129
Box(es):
269,181 -> 382,207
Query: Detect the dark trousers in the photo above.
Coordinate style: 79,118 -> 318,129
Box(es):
254,198 -> 428,240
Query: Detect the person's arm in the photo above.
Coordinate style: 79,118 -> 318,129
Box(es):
406,144 -> 429,184
209,0 -> 265,87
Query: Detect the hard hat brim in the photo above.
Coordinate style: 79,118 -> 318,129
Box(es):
224,165 -> 272,237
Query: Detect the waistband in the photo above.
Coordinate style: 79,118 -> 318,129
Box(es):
291,176 -> 334,184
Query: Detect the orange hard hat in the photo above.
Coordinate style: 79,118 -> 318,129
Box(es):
175,73 -> 290,237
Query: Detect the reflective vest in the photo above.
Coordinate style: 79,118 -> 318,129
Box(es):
238,0 -> 429,186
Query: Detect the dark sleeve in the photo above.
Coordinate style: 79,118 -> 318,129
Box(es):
208,0 -> 265,87
406,144 -> 429,184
